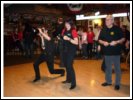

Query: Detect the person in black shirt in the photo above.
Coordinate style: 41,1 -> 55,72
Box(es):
121,25 -> 130,53
33,27 -> 65,82
54,18 -> 65,67
23,23 -> 36,58
61,19 -> 78,90
99,15 -> 125,90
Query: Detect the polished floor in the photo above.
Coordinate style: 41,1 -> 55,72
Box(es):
4,56 -> 130,97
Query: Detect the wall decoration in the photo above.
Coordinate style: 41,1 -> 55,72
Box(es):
67,4 -> 83,13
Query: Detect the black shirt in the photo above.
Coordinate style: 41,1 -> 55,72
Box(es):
23,27 -> 37,44
99,25 -> 124,55
53,23 -> 64,38
44,39 -> 55,55
62,30 -> 77,52
125,30 -> 130,41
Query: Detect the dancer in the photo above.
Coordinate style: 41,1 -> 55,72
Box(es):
62,19 -> 78,90
33,27 -> 65,82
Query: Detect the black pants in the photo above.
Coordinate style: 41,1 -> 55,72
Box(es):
87,43 -> 93,58
14,40 -> 24,53
24,42 -> 34,58
59,41 -> 65,67
33,52 -> 64,79
82,44 -> 88,57
63,48 -> 76,86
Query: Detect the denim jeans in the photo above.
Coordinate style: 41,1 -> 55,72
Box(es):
104,55 -> 121,85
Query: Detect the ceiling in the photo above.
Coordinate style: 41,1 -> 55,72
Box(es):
4,4 -> 130,16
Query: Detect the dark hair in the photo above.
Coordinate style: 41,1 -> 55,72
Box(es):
65,19 -> 74,27
83,27 -> 87,32
58,17 -> 63,23
88,27 -> 93,31
122,25 -> 127,29
65,18 -> 76,31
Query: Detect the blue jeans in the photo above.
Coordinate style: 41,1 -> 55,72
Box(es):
104,55 -> 121,86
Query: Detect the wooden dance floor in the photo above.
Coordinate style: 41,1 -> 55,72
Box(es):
4,56 -> 130,97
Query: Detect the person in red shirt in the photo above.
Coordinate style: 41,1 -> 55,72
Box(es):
18,31 -> 23,41
18,28 -> 24,54
87,27 -> 95,59
62,19 -> 78,90
12,27 -> 24,54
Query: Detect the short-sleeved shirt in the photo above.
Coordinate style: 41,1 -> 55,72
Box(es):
98,25 -> 124,55
62,29 -> 78,38
62,29 -> 78,52
87,32 -> 95,43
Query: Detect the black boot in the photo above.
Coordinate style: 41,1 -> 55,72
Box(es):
60,70 -> 65,77
62,80 -> 71,84
33,77 -> 40,82
114,85 -> 120,90
69,84 -> 76,90
101,82 -> 112,86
